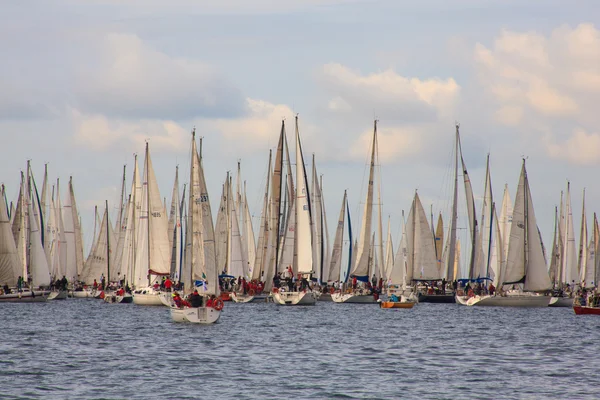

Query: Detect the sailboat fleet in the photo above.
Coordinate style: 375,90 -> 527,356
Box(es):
2,118 -> 599,320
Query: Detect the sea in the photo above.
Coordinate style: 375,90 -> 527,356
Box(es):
1,299 -> 599,400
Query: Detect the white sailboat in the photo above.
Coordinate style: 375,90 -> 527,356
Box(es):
132,143 -> 172,306
273,117 -> 318,306
170,130 -> 222,323
332,120 -> 379,304
466,160 -> 551,307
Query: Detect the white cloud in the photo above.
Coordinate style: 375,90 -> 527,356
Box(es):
350,125 -> 423,163
546,129 -> 600,165
72,108 -> 189,153
74,33 -> 245,120
320,63 -> 460,121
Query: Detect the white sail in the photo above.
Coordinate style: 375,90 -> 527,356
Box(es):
407,192 -> 440,281
0,185 -> 21,287
214,181 -> 228,275
295,117 -> 313,275
28,194 -> 51,288
252,152 -> 271,280
278,136 -> 296,275
12,173 -> 27,280
562,183 -> 578,286
242,183 -> 256,279
389,213 -> 407,287
479,155 -> 494,279
350,121 -> 377,279
499,184 -> 513,260
311,155 -> 323,281
502,161 -> 551,291
227,175 -> 245,279
320,176 -> 331,282
132,144 -> 171,288
80,205 -> 115,284
198,138 -> 217,294
384,217 -> 394,281
111,166 -> 128,281
328,191 -> 347,282
235,164 -> 250,279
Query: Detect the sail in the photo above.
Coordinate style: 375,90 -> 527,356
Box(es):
278,134 -> 296,275
459,140 -> 481,280
214,181 -> 228,275
227,175 -> 245,279
321,176 -> 331,282
311,155 -> 323,281
198,137 -> 217,294
479,155 -> 494,278
562,183 -> 578,286
70,178 -> 85,278
45,185 -> 57,274
445,125 -> 460,281
111,166 -> 128,281
132,144 -> 171,288
502,161 -> 551,291
182,132 -> 205,294
80,206 -> 113,284
242,184 -> 255,279
27,193 -> 51,288
350,121 -> 377,280
253,152 -> 271,280
434,214 -> 444,276
390,213 -> 407,286
0,185 -> 21,287
12,173 -> 27,279
383,217 -> 394,281
499,184 -> 513,259
548,206 -> 561,285
407,192 -> 440,281
328,191 -> 346,282
294,117 -> 313,275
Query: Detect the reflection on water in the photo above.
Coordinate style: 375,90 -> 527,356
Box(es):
1,300 -> 599,399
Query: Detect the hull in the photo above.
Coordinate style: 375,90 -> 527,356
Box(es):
132,288 -> 164,306
573,306 -> 600,315
104,293 -> 133,304
47,290 -> 68,300
318,293 -> 333,302
159,292 -> 175,307
379,301 -> 415,309
549,297 -> 574,307
418,293 -> 456,303
272,291 -> 318,306
170,306 -> 221,324
230,292 -> 255,303
0,290 -> 49,302
331,293 -> 377,304
467,294 -> 550,307
455,295 -> 470,306
70,289 -> 98,298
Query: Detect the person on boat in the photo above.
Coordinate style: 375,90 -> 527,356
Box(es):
352,276 -> 357,290
164,277 -> 172,292
61,276 -> 68,291
371,274 -> 377,288
116,287 -> 125,296
441,278 -> 447,295
390,293 -> 399,302
489,283 -> 496,295
17,276 -> 23,292
206,295 -> 214,308
172,292 -> 190,308
189,289 -> 202,307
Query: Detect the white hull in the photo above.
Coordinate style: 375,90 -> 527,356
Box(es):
170,306 -> 221,324
103,293 -> 133,304
230,292 -> 254,303
47,290 -> 68,300
70,288 -> 99,298
0,289 -> 49,302
132,287 -> 164,306
455,295 -> 470,306
272,291 -> 318,306
549,297 -> 574,307
466,294 -> 550,307
159,292 -> 175,307
331,292 -> 377,304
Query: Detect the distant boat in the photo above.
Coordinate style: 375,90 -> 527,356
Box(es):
272,117 -> 318,306
465,160 -> 552,307
170,129 -> 222,323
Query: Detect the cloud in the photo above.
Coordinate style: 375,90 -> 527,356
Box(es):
350,125 -> 424,163
74,33 -> 245,120
72,108 -> 189,153
474,23 -> 600,121
546,129 -> 600,165
320,63 -> 460,122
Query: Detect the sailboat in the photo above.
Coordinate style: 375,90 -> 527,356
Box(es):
272,117 -> 318,306
466,160 -> 551,307
332,120 -> 380,304
170,129 -> 222,323
132,143 -> 172,306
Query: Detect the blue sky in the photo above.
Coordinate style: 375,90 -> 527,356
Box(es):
1,0 -> 599,261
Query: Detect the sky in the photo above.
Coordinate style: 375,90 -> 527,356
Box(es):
1,0 -> 599,263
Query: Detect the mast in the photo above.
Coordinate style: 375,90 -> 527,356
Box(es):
106,200 -> 110,285
446,124 -> 459,281
523,160 -> 529,282
145,143 -> 151,286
